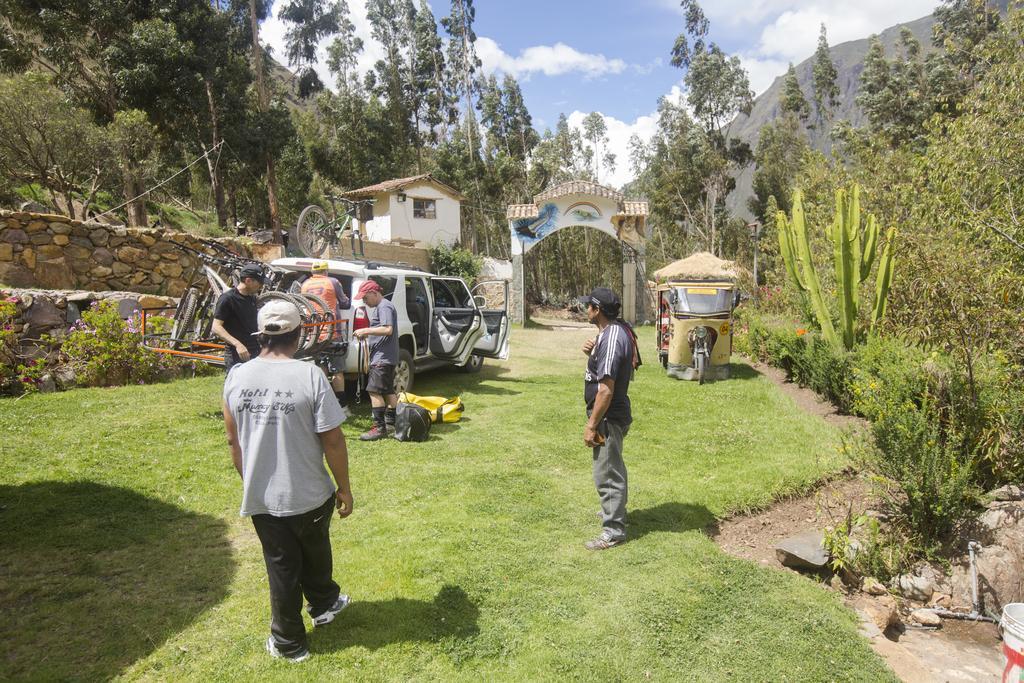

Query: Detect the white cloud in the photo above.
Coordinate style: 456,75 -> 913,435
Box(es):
477,37 -> 627,80
660,0 -> 797,27
632,57 -> 664,76
566,109 -> 659,190
738,55 -> 789,97
561,84 -> 690,189
262,4 -> 629,91
662,0 -> 938,34
660,0 -> 939,95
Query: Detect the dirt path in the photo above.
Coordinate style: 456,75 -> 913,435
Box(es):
713,361 -> 1003,682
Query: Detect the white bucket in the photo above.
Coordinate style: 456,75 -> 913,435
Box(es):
1001,604 -> 1024,682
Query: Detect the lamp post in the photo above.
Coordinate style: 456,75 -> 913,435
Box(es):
747,221 -> 762,290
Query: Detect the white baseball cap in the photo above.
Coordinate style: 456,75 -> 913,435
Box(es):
255,299 -> 301,335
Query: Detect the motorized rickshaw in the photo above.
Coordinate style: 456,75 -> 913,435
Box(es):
654,253 -> 741,384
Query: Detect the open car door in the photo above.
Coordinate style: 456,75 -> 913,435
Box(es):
428,277 -> 483,365
470,280 -> 510,360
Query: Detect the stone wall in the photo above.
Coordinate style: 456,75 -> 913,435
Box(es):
3,288 -> 178,391
0,211 -> 258,297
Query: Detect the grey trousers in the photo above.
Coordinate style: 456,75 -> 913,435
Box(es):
593,420 -> 630,540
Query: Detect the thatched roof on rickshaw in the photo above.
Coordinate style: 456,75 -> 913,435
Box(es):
653,252 -> 743,283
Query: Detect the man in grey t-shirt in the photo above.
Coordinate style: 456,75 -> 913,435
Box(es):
223,299 -> 354,662
352,279 -> 399,440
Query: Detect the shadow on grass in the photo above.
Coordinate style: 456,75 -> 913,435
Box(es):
629,501 -> 716,541
0,481 -> 234,680
311,584 -> 479,652
727,363 -> 764,381
423,363 -> 524,397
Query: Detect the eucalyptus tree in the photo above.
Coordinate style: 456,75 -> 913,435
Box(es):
670,0 -> 752,138
366,0 -> 416,171
279,0 -> 343,97
441,0 -> 485,249
247,0 -> 284,240
855,31 -> 933,149
811,24 -> 839,123
411,1 -> 452,149
665,0 -> 753,255
780,64 -> 809,122
581,112 -> 616,184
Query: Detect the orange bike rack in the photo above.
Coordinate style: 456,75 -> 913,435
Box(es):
141,306 -> 349,366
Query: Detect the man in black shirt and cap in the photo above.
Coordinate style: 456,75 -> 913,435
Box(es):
212,264 -> 264,373
579,287 -> 639,550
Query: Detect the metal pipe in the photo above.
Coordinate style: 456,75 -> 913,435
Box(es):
925,607 -> 998,624
919,541 -> 999,624
969,541 -> 981,614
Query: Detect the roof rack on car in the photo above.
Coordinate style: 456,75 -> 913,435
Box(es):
289,256 -> 424,272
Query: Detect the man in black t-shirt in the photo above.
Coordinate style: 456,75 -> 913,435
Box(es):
579,287 -> 638,550
212,265 -> 264,373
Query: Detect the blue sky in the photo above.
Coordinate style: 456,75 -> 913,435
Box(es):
262,0 -> 941,187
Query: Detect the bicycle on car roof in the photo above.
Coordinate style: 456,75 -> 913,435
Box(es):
293,195 -> 375,259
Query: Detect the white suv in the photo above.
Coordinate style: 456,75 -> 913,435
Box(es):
270,257 -> 510,393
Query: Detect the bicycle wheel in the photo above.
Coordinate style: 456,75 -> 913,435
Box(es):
293,204 -> 331,258
301,292 -> 334,353
171,287 -> 199,348
288,293 -> 320,353
194,291 -> 216,340
261,291 -> 317,352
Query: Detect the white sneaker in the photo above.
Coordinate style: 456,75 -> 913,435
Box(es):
265,636 -> 310,662
309,594 -> 350,627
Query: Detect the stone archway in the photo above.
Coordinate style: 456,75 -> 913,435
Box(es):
507,181 -> 648,324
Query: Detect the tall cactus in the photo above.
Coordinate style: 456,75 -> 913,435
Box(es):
777,190 -> 838,347
872,226 -> 897,325
777,185 -> 897,350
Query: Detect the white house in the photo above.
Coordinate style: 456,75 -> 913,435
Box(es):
341,174 -> 465,248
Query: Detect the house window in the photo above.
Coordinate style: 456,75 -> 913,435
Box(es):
413,198 -> 436,219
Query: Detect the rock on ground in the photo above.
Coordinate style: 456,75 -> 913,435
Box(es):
864,594 -> 901,632
988,485 -> 1024,502
895,569 -> 937,603
774,530 -> 830,570
910,609 -> 943,627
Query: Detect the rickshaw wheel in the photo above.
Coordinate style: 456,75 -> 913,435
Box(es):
696,354 -> 707,385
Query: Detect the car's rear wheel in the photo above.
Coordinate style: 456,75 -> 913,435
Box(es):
459,354 -> 484,373
394,349 -> 414,394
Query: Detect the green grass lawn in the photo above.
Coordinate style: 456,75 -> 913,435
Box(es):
0,326 -> 895,681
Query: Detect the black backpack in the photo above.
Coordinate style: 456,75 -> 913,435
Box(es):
394,401 -> 432,442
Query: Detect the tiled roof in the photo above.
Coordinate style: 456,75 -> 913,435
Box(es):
506,204 -> 539,220
507,199 -> 647,221
341,174 -> 466,200
620,201 -> 649,216
534,181 -> 623,204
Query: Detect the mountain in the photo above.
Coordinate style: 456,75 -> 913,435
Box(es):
725,12 -> 939,219
268,55 -> 315,112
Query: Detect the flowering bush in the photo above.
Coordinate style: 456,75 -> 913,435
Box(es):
15,356 -> 49,393
61,301 -> 184,387
0,293 -> 19,392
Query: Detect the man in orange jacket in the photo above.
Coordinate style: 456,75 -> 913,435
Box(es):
301,261 -> 350,404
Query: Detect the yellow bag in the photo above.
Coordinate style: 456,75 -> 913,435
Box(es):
398,392 -> 464,423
